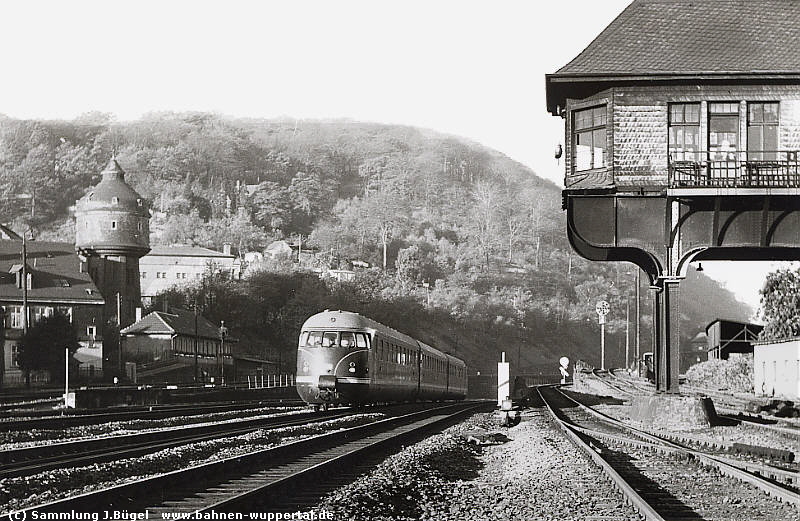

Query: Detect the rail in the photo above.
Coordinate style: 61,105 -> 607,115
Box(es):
669,150 -> 800,188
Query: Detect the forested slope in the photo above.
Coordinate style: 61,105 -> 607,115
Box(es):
0,112 -> 752,374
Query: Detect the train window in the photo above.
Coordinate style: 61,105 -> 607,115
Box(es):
322,332 -> 338,347
355,333 -> 369,349
299,332 -> 308,346
307,332 -> 323,347
340,332 -> 356,348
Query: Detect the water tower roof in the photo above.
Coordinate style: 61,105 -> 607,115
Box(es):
76,157 -> 148,214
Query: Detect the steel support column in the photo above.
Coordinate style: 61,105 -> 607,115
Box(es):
655,280 -> 681,393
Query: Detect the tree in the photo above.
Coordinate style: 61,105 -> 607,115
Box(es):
396,245 -> 423,288
465,181 -> 502,271
17,313 -> 80,385
361,190 -> 410,270
759,268 -> 800,341
249,181 -> 292,232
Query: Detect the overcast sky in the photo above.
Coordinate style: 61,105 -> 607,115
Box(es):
0,0 -> 788,315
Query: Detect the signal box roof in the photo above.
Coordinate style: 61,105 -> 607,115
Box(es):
546,0 -> 800,113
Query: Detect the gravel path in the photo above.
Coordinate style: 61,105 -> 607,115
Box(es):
320,410 -> 641,521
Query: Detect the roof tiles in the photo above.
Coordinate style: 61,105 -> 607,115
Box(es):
556,0 -> 800,76
0,240 -> 104,303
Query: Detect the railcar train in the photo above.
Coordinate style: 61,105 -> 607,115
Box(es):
295,310 -> 467,407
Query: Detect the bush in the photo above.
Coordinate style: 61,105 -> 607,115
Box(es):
684,356 -> 753,393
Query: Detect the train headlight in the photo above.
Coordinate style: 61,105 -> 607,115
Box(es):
302,362 -> 309,373
349,362 -> 356,373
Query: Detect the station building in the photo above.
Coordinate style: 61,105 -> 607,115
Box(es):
0,240 -> 105,386
120,307 -> 233,383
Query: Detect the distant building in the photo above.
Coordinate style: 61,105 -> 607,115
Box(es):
120,307 -> 233,383
754,338 -> 800,400
264,240 -> 293,260
0,240 -> 106,387
139,244 -> 240,306
706,320 -> 764,360
324,269 -> 356,282
682,331 -> 708,370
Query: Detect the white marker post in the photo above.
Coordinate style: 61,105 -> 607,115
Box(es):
596,301 -> 609,370
497,351 -> 510,407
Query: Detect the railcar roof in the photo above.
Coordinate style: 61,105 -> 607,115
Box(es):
445,353 -> 466,367
418,341 -> 446,359
302,310 -> 418,345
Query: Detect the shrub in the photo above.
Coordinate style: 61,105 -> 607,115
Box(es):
685,356 -> 753,393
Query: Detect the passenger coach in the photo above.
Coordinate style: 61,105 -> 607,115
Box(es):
295,310 -> 467,407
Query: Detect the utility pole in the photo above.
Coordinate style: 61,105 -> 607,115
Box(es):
194,304 -> 199,383
635,269 -> 641,371
21,234 -> 28,335
625,298 -> 630,370
117,292 -> 122,376
64,347 -> 69,408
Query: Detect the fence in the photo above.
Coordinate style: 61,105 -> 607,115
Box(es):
246,373 -> 295,389
669,150 -> 800,188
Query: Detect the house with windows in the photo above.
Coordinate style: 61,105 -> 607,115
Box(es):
0,240 -> 106,387
120,307 -> 234,383
139,244 -> 240,306
546,0 -> 800,392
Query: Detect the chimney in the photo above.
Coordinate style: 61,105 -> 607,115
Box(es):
223,243 -> 231,256
135,307 -> 142,322
79,261 -> 86,273
162,296 -> 169,313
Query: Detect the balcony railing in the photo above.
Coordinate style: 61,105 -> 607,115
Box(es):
668,150 -> 800,188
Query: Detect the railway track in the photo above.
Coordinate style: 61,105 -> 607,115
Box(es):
0,409 -> 352,478
8,401 -> 485,515
605,369 -> 800,442
0,401 -> 305,431
538,385 -> 800,521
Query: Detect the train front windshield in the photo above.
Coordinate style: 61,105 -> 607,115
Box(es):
300,331 -> 370,349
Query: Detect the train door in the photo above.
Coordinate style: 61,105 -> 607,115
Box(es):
415,345 -> 422,400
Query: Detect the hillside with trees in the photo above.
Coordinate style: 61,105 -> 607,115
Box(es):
0,112 -> 752,376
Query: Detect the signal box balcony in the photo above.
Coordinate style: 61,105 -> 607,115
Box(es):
669,150 -> 800,190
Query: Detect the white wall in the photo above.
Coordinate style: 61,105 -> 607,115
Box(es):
754,339 -> 800,400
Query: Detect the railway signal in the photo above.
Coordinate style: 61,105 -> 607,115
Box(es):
596,300 -> 609,370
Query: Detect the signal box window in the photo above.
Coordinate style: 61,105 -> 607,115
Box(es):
573,106 -> 607,171
668,103 -> 700,161
748,102 -> 779,160
709,102 -> 740,160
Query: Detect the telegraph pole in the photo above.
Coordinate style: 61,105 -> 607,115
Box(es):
21,234 -> 28,335
625,298 -> 630,369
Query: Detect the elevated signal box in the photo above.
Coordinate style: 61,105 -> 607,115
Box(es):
546,0 -> 800,391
